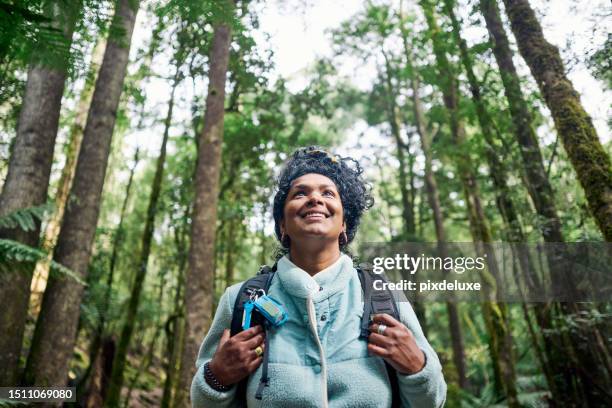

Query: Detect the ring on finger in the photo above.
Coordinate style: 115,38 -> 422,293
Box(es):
377,324 -> 387,335
254,346 -> 264,357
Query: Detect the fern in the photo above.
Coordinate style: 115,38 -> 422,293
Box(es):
0,239 -> 86,286
0,399 -> 28,407
0,203 -> 53,231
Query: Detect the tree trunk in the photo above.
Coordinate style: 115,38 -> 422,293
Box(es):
444,0 -> 554,392
397,5 -> 468,388
0,0 -> 81,386
104,63 -> 178,406
176,5 -> 234,405
380,51 -> 426,333
419,1 -> 519,404
224,217 -> 240,287
79,148 -> 140,405
30,38 -> 106,313
122,287 -> 165,408
23,0 -> 139,387
161,234 -> 187,408
502,0 -> 612,241
483,2 -> 612,404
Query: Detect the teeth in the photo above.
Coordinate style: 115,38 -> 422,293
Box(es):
303,212 -> 326,217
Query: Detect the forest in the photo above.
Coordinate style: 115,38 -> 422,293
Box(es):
0,0 -> 610,406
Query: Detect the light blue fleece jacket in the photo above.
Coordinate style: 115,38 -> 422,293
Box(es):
191,253 -> 447,407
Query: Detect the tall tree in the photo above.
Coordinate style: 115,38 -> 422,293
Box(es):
419,1 -> 519,405
30,38 -> 106,305
443,0 -> 555,388
482,1 -> 612,404
0,0 -> 82,386
23,0 -> 140,386
379,51 -> 427,331
397,3 -> 468,388
502,0 -> 612,241
176,2 -> 235,405
81,148 -> 140,407
105,53 -> 181,407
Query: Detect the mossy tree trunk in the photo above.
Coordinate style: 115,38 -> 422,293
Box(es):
502,0 -> 612,242
0,0 -> 82,386
176,3 -> 234,405
419,1 -> 519,405
443,0 -> 553,393
23,0 -> 139,387
483,2 -> 612,405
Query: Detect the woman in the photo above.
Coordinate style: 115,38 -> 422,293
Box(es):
191,146 -> 447,407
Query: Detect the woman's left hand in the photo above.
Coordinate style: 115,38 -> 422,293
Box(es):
368,313 -> 426,375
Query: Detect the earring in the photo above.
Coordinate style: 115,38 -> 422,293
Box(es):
340,230 -> 348,246
281,231 -> 290,248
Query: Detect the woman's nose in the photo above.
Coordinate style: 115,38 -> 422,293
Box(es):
306,192 -> 324,205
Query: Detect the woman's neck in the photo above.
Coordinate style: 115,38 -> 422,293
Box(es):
288,245 -> 341,277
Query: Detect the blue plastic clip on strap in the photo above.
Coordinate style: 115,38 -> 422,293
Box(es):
242,300 -> 255,331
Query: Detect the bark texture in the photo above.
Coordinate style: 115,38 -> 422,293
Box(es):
30,38 -> 106,306
489,2 -> 612,404
23,0 -> 139,387
503,0 -> 612,242
176,8 -> 234,406
0,0 -> 81,386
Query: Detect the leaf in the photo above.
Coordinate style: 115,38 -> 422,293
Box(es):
0,204 -> 54,231
0,239 -> 86,286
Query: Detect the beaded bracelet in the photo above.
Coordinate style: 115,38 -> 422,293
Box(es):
204,361 -> 233,392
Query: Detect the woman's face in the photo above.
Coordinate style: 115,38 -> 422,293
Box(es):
281,173 -> 345,247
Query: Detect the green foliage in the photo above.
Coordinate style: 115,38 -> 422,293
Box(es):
0,205 -> 85,284
0,399 -> 29,407
0,239 -> 85,285
0,203 -> 51,231
587,33 -> 612,89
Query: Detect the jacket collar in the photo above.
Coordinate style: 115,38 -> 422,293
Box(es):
276,253 -> 355,301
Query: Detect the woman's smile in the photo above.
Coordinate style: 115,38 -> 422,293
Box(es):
301,210 -> 329,221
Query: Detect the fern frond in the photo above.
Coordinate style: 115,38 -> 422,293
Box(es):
0,239 -> 86,286
0,398 -> 29,406
0,204 -> 54,231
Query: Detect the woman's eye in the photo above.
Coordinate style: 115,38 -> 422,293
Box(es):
324,190 -> 335,197
294,191 -> 305,197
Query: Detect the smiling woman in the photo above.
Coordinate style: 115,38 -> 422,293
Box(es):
190,146 -> 446,407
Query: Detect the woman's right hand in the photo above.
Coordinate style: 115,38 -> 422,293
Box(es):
208,325 -> 265,386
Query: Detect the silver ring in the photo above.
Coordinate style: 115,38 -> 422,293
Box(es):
377,324 -> 387,335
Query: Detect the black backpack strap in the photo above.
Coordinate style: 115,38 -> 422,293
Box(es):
356,265 -> 400,338
230,266 -> 276,336
231,263 -> 276,405
356,265 -> 401,408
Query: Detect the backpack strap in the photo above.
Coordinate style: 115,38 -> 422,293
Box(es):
230,263 -> 277,406
356,265 -> 401,408
356,265 -> 400,337
230,267 -> 275,336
